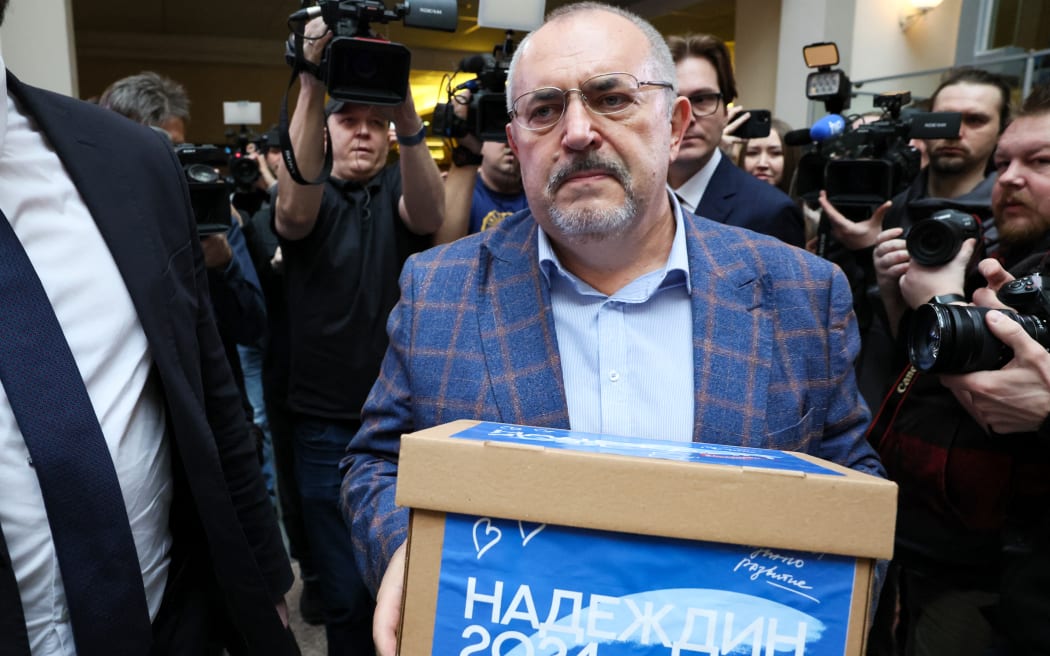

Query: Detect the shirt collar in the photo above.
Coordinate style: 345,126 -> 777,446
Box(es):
538,189 -> 692,296
672,147 -> 721,214
0,42 -> 9,158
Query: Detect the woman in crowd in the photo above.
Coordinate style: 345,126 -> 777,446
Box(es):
735,117 -> 819,241
735,117 -> 798,195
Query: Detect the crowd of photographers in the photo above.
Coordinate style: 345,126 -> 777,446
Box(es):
76,7 -> 1050,656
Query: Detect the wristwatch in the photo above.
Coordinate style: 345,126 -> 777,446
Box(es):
928,294 -> 966,304
451,146 -> 483,167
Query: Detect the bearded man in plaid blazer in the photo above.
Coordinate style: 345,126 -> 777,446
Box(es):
341,5 -> 885,653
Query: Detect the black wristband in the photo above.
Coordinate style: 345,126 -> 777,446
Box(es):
928,294 -> 966,304
451,146 -> 483,167
396,124 -> 427,147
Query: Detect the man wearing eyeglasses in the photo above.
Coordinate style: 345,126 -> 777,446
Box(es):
340,4 -> 883,654
667,34 -> 806,248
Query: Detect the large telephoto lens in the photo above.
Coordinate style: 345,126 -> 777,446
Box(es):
909,303 -> 1048,373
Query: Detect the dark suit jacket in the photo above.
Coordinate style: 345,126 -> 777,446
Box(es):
342,206 -> 884,594
0,74 -> 294,655
696,154 -> 806,248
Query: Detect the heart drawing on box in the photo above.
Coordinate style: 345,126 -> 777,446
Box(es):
472,518 -> 502,560
518,521 -> 546,547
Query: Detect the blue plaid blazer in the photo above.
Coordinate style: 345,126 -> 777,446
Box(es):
342,207 -> 884,593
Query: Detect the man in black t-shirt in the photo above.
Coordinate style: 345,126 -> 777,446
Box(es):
273,17 -> 444,655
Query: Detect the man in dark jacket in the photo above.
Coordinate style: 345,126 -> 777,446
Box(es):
0,2 -> 295,653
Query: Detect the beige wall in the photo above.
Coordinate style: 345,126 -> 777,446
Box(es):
1,0 -> 78,96
850,0 -> 962,82
762,0 -> 963,129
733,0 -> 782,115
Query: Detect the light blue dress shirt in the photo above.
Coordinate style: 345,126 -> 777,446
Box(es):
538,191 -> 695,442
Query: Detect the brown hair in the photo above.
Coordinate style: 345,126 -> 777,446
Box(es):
1016,82 -> 1050,119
931,67 -> 1012,132
666,33 -> 737,103
736,118 -> 799,196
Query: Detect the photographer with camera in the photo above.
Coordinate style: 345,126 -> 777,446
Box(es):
229,130 -> 281,217
821,68 -> 1010,415
866,84 -> 1050,656
273,12 -> 444,654
99,71 -> 268,391
433,87 -> 527,244
823,68 -> 1007,253
666,33 -> 805,248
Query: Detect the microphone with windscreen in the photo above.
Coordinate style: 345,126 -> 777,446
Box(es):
783,114 -> 846,146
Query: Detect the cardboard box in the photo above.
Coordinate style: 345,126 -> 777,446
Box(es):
395,420 -> 897,656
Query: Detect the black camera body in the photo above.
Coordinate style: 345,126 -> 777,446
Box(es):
224,126 -> 269,193
908,273 -> 1050,374
174,144 -> 232,237
905,208 -> 981,267
288,0 -> 457,105
432,34 -> 515,143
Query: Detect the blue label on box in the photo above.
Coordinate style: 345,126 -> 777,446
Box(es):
451,422 -> 843,477
431,513 -> 858,655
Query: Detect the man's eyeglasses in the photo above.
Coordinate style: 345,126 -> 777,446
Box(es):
684,92 -> 724,118
509,72 -> 674,133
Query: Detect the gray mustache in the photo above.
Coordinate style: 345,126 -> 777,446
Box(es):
547,157 -> 630,195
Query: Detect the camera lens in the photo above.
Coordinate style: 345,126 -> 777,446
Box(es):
229,157 -> 260,187
905,209 -> 980,267
184,163 -> 220,184
907,220 -> 959,266
909,303 -> 1048,373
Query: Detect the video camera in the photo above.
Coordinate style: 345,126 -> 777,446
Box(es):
285,0 -> 457,105
790,42 -> 962,219
909,273 -> 1050,374
223,126 -> 270,194
174,144 -> 232,238
431,31 -> 515,143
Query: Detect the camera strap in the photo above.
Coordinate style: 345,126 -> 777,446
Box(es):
865,362 -> 920,450
279,31 -> 333,186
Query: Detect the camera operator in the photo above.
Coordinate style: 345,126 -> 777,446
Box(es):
866,84 -> 1050,656
230,133 -> 281,217
824,69 -> 1007,251
250,129 -> 283,193
823,68 -> 1010,413
98,70 -> 190,144
99,71 -> 268,389
273,14 -> 444,654
433,87 -> 527,244
666,33 -> 805,248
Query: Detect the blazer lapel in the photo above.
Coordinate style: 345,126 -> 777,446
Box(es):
476,214 -> 571,429
684,215 -> 773,446
8,75 -> 173,352
696,156 -> 736,225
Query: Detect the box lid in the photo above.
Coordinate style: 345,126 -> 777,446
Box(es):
396,420 -> 897,559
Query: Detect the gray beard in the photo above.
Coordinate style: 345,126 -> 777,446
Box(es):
548,197 -> 637,240
544,155 -> 636,240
